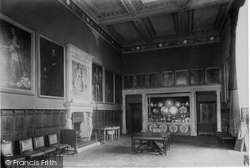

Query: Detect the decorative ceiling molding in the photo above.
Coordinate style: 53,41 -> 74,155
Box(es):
60,0 -> 233,54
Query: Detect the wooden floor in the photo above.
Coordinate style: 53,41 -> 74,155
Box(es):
62,134 -> 248,167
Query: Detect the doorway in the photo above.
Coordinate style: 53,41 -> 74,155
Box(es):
197,102 -> 216,135
127,103 -> 142,133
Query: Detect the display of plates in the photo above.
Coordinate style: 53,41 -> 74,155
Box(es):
159,124 -> 168,132
158,102 -> 164,108
179,106 -> 187,113
165,99 -> 174,107
169,106 -> 178,115
152,108 -> 159,114
185,117 -> 190,123
180,124 -> 189,133
149,124 -> 157,132
161,106 -> 169,115
175,101 -> 181,108
169,124 -> 178,132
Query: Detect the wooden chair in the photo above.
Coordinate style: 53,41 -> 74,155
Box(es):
33,136 -> 57,159
19,138 -> 45,161
1,141 -> 25,167
48,134 -> 69,157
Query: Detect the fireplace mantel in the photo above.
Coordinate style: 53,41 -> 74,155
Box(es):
64,44 -> 94,140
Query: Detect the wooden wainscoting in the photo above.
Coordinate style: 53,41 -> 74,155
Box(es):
92,110 -> 122,133
1,109 -> 66,155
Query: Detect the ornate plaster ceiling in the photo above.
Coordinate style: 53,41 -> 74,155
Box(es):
61,0 -> 233,53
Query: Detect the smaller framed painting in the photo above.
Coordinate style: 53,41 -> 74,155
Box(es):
123,75 -> 134,89
206,67 -> 220,84
92,63 -> 103,103
161,71 -> 174,86
136,74 -> 146,87
190,69 -> 204,85
148,72 -> 160,87
115,73 -> 122,104
104,69 -> 114,103
175,70 -> 188,85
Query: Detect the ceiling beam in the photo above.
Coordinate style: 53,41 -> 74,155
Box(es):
119,0 -> 138,17
133,19 -> 153,43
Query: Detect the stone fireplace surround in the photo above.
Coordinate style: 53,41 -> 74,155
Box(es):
64,102 -> 94,141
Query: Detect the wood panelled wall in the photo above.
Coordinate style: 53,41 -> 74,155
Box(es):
92,110 -> 122,132
1,109 -> 66,155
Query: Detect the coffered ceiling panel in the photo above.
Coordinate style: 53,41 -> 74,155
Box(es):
193,6 -> 220,33
111,22 -> 142,42
65,0 -> 233,53
149,14 -> 177,38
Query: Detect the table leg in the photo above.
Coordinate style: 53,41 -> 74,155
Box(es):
118,127 -> 120,139
164,139 -> 167,156
103,130 -> 106,143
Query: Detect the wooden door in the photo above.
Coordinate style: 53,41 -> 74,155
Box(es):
128,103 -> 142,133
198,102 -> 216,135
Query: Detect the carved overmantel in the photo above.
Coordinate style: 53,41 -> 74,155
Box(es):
64,44 -> 94,140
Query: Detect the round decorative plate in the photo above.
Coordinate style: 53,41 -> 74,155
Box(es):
169,124 -> 178,132
159,124 -> 168,132
152,108 -> 159,114
149,124 -> 157,132
175,101 -> 181,108
161,106 -> 169,115
158,102 -> 164,108
179,106 -> 187,113
165,99 -> 174,107
180,125 -> 189,133
169,106 -> 178,115
185,117 -> 190,123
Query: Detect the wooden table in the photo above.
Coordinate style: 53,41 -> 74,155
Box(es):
131,132 -> 171,156
96,126 -> 120,143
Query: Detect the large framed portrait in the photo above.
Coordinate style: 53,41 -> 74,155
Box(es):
0,14 -> 35,94
115,73 -> 122,104
92,63 -> 103,102
206,67 -> 220,84
175,70 -> 188,85
136,74 -> 146,87
190,69 -> 204,85
123,75 -> 134,89
105,69 -> 114,103
148,72 -> 160,87
39,35 -> 64,98
161,71 -> 174,86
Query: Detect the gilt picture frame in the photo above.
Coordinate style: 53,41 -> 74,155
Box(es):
148,72 -> 161,87
38,35 -> 65,99
104,68 -> 114,103
115,73 -> 122,104
190,69 -> 204,85
136,73 -> 147,87
175,70 -> 188,85
123,75 -> 134,89
0,14 -> 35,95
206,67 -> 220,84
92,63 -> 103,103
161,71 -> 174,86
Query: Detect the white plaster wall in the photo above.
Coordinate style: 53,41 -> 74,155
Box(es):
236,1 -> 249,109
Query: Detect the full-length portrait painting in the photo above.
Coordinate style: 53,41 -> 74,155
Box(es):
39,36 -> 64,98
0,14 -> 35,94
115,73 -> 122,104
92,63 -> 103,102
105,69 -> 114,103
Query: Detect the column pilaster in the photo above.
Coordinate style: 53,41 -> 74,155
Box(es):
216,91 -> 222,132
122,95 -> 127,134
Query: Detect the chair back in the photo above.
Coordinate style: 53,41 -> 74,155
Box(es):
1,141 -> 13,156
48,134 -> 58,145
33,136 -> 45,149
19,138 -> 33,154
